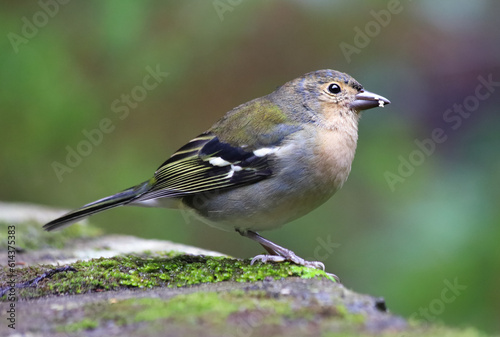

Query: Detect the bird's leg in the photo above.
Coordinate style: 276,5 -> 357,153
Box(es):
236,229 -> 326,271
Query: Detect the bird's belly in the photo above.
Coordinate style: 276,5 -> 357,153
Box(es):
182,129 -> 356,232
182,185 -> 335,232
182,162 -> 347,232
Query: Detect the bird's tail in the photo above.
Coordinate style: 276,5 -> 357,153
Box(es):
43,180 -> 152,231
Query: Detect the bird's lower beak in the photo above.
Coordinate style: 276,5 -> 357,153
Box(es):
350,90 -> 391,111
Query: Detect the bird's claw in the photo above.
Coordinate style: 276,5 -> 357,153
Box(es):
250,254 -> 325,271
251,254 -> 286,265
241,230 -> 340,282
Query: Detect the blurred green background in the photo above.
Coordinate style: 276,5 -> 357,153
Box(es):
1,0 -> 499,333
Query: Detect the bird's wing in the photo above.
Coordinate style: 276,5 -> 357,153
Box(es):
137,132 -> 273,200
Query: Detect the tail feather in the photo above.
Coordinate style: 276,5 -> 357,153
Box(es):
43,181 -> 151,231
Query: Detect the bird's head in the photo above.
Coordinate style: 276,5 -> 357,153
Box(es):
273,69 -> 390,127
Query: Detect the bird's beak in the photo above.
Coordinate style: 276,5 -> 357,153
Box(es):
350,90 -> 391,111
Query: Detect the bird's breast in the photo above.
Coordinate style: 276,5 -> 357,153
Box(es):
311,127 -> 358,192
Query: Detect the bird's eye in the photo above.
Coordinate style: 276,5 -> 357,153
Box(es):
327,83 -> 341,94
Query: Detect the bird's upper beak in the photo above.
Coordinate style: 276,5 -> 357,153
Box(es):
350,90 -> 391,111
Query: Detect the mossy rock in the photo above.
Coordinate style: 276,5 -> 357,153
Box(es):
1,252 -> 335,299
0,202 -> 487,336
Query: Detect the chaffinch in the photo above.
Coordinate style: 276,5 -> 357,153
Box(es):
44,69 -> 389,274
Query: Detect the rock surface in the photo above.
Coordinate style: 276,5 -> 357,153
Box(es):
0,202 -> 485,337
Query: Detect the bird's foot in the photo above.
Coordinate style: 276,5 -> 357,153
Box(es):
238,230 -> 340,282
250,253 -> 325,271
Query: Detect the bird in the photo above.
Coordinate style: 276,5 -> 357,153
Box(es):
44,69 -> 390,273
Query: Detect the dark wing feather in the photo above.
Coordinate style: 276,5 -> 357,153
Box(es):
136,133 -> 272,201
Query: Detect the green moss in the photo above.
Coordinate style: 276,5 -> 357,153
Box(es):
59,290 -> 300,333
8,268 -> 485,336
59,318 -> 99,333
0,220 -> 102,250
54,290 -> 486,336
335,304 -> 365,324
321,329 -> 486,337
132,294 -> 241,323
0,252 -> 336,300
